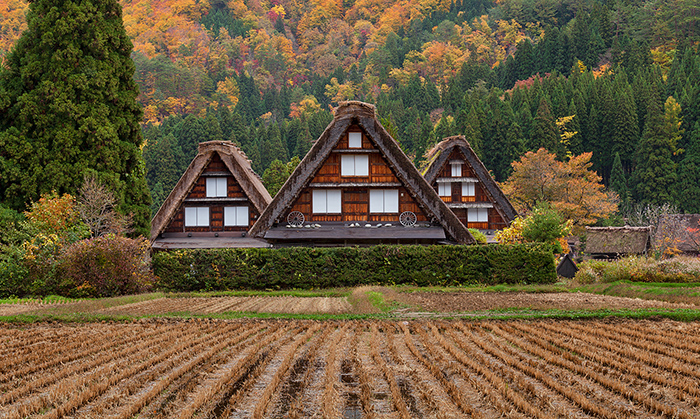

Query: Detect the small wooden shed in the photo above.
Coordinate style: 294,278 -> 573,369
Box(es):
585,226 -> 652,259
248,101 -> 474,247
150,141 -> 272,249
420,135 -> 517,233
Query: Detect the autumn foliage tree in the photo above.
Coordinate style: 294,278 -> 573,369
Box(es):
501,148 -> 617,229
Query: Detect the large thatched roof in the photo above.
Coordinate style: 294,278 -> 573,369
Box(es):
585,226 -> 652,255
150,141 -> 272,243
420,135 -> 518,224
248,101 -> 474,244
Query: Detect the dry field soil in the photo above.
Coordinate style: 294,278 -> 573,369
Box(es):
2,318 -> 700,418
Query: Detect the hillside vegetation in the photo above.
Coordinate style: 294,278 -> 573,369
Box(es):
2,0 -> 699,217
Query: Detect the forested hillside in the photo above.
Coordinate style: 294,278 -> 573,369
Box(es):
2,0 -> 699,217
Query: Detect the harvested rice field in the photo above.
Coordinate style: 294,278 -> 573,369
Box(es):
2,318 -> 700,418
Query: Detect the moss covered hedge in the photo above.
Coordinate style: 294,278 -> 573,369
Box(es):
152,244 -> 556,291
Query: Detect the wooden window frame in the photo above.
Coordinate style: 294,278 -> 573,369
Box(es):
369,189 -> 399,213
224,206 -> 249,226
467,208 -> 489,222
348,132 -> 362,148
206,177 -> 227,198
341,155 -> 369,176
312,189 -> 342,214
185,207 -> 210,227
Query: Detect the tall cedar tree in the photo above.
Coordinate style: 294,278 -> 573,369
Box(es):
609,152 -> 628,208
529,98 -> 561,157
0,0 -> 151,236
678,122 -> 700,213
632,96 -> 682,206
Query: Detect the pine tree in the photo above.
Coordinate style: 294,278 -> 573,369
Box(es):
678,122 -> 700,213
0,0 -> 151,235
609,152 -> 628,209
529,98 -> 561,156
632,96 -> 682,206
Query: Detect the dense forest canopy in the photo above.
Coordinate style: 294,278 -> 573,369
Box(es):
1,0 -> 699,219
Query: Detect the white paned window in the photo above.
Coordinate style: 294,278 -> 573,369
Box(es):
224,206 -> 249,226
348,132 -> 362,148
185,207 -> 209,227
313,189 -> 342,213
462,182 -> 475,196
438,182 -> 451,196
468,208 -> 489,222
206,177 -> 227,197
369,189 -> 399,213
341,155 -> 369,176
451,163 -> 462,177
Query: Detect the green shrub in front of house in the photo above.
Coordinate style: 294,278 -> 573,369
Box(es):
152,244 -> 556,291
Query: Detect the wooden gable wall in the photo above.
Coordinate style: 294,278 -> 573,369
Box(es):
285,125 -> 428,223
164,152 -> 260,234
433,149 -> 506,230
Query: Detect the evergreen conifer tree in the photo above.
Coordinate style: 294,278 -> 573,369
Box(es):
632,96 -> 682,205
0,0 -> 152,235
609,152 -> 628,209
529,98 -> 560,156
678,122 -> 700,213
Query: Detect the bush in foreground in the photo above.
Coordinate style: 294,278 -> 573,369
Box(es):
60,235 -> 154,297
153,244 -> 556,292
574,256 -> 700,284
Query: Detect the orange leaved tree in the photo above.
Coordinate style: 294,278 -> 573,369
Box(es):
501,148 -> 618,230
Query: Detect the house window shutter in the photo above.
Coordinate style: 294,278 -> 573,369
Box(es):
185,208 -> 197,226
370,189 -> 399,213
186,207 -> 210,227
236,206 -> 249,226
313,190 -> 341,213
462,182 -> 475,196
384,189 -> 399,213
369,189 -> 384,213
355,155 -> 369,176
348,132 -> 362,148
327,189 -> 342,213
225,206 -> 249,226
468,208 -> 488,222
341,155 -> 369,176
206,178 -> 227,197
313,189 -> 327,213
341,155 -> 354,176
197,207 -> 209,225
439,182 -> 451,196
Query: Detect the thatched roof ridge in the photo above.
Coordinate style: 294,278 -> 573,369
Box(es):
248,101 -> 474,244
585,226 -> 651,255
150,141 -> 272,242
420,135 -> 518,224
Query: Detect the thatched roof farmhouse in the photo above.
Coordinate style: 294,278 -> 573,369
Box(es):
150,141 -> 272,249
248,101 -> 474,246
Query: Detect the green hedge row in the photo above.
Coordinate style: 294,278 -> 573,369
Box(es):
152,244 -> 556,291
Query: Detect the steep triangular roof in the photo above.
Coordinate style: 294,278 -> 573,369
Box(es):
421,135 -> 518,224
249,101 -> 474,244
150,141 -> 272,242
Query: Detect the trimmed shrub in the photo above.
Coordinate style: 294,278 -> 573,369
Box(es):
60,235 -> 154,297
153,244 -> 556,292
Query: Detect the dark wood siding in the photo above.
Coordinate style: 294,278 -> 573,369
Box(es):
432,148 -> 510,231
285,127 -> 428,223
162,152 -> 256,234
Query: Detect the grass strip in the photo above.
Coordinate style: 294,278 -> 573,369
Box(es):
4,307 -> 700,323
